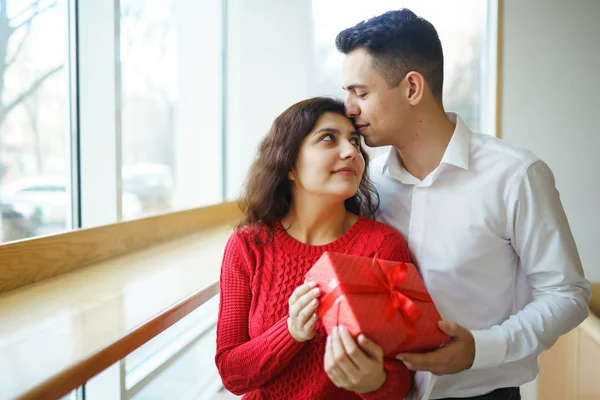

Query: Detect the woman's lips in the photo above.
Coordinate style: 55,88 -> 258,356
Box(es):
332,168 -> 357,176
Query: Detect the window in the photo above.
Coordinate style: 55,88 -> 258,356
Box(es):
120,0 -> 224,219
0,0 -> 71,242
224,0 -> 496,200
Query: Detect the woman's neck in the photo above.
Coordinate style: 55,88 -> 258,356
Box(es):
281,196 -> 355,246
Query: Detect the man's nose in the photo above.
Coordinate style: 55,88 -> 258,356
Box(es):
344,96 -> 360,118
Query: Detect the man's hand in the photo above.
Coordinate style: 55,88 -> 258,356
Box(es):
396,321 -> 475,376
324,326 -> 387,393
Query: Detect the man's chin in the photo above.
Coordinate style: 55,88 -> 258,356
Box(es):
363,136 -> 383,148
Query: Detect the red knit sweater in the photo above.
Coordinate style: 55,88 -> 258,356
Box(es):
215,216 -> 413,399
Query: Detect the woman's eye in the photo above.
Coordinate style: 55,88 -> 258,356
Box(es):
351,138 -> 361,146
357,93 -> 367,99
321,134 -> 334,142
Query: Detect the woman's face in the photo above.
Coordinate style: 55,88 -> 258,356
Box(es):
289,112 -> 365,202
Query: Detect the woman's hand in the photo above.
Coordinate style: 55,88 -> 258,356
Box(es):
325,327 -> 386,393
287,281 -> 321,342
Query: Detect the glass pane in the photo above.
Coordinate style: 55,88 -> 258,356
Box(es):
120,0 -> 223,220
124,296 -> 218,380
60,388 -> 79,400
130,327 -> 220,400
0,0 -> 71,242
124,296 -> 220,399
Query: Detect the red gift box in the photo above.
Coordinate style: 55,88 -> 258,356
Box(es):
305,252 -> 450,357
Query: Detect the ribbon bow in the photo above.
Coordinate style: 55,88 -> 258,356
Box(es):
370,258 -> 433,340
318,256 -> 432,352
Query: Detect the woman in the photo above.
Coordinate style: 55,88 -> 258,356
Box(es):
215,97 -> 412,399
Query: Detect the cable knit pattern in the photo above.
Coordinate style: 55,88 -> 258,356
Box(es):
216,216 -> 413,399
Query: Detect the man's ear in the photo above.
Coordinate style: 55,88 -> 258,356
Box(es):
404,71 -> 425,106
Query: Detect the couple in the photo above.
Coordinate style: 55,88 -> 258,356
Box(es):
215,9 -> 591,400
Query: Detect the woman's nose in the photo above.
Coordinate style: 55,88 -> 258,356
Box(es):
340,140 -> 359,160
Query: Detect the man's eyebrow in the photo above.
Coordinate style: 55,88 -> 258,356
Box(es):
342,84 -> 368,91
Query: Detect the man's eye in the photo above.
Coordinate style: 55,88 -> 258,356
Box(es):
356,93 -> 367,99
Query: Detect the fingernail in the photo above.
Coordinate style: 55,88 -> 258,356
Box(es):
311,299 -> 318,306
327,336 -> 331,344
333,326 -> 338,335
312,288 -> 321,296
339,326 -> 347,334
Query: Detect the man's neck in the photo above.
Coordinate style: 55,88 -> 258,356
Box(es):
393,110 -> 455,181
281,196 -> 351,246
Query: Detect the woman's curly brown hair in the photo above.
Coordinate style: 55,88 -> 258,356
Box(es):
236,97 -> 379,243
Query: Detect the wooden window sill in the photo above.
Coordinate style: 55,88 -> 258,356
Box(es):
0,204 -> 239,399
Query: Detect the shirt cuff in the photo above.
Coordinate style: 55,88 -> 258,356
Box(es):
470,326 -> 507,370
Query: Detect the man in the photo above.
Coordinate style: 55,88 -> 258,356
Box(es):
323,8 -> 591,400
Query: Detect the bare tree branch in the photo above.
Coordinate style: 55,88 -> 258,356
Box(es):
0,0 -> 9,20
6,22 -> 32,68
11,0 -> 43,22
0,0 -> 13,52
2,64 -> 63,118
0,0 -> 12,114
11,0 -> 57,31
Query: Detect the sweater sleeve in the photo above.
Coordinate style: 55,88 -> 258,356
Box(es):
376,229 -> 412,263
215,233 -> 305,395
358,359 -> 412,400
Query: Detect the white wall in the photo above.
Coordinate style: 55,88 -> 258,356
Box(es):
501,0 -> 600,282
225,0 -> 314,199
173,0 -> 224,209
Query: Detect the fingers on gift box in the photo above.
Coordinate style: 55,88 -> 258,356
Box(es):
305,252 -> 450,357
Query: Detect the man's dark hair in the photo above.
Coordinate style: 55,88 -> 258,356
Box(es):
336,9 -> 444,102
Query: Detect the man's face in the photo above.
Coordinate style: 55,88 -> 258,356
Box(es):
342,48 -> 409,148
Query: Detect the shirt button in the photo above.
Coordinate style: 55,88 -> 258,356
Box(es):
412,226 -> 419,232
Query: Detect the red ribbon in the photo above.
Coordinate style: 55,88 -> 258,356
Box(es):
318,257 -> 432,354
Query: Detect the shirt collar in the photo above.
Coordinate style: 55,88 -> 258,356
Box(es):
381,113 -> 472,178
440,113 -> 471,170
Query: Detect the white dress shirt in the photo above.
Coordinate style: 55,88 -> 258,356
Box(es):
370,113 -> 591,399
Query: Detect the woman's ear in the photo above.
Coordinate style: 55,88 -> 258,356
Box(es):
288,170 -> 296,182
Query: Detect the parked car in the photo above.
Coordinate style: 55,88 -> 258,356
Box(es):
0,201 -> 38,242
0,176 -> 143,233
122,163 -> 174,212
1,177 -> 69,227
